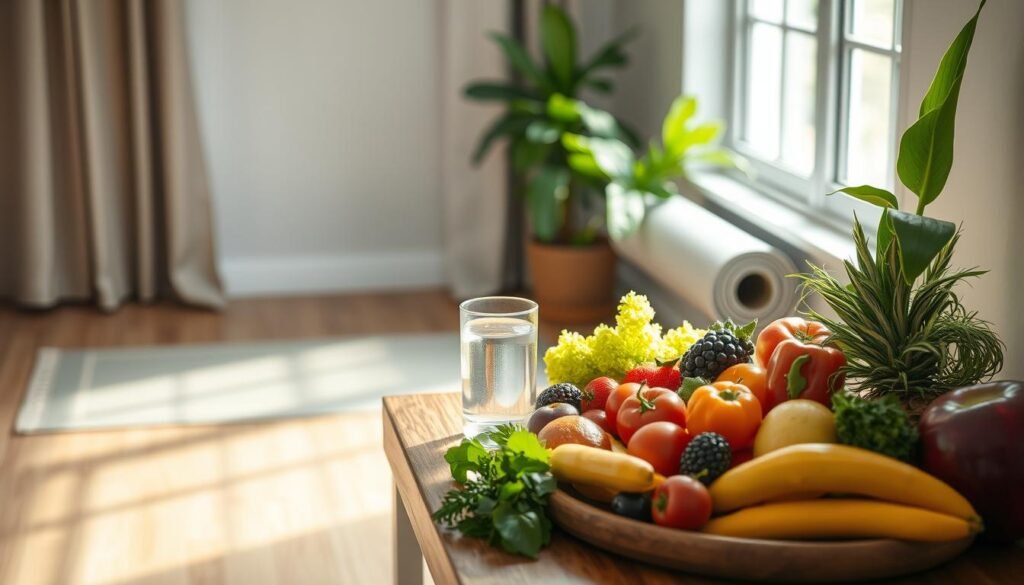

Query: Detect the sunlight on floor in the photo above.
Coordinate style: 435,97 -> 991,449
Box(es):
6,414 -> 395,585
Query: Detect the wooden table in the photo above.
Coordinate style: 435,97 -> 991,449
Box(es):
383,393 -> 1023,585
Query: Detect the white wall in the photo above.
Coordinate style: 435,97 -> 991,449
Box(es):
185,0 -> 445,296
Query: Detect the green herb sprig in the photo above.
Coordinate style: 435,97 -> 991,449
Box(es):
432,425 -> 556,558
832,392 -> 919,462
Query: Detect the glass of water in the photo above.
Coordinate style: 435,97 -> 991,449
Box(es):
460,296 -> 538,439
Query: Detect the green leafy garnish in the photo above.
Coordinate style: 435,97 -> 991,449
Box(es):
432,424 -> 556,558
832,392 -> 918,462
678,377 -> 709,404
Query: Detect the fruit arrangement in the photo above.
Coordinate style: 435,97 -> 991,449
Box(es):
434,3 -> 1023,564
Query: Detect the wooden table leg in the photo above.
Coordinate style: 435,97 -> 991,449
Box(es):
394,482 -> 424,585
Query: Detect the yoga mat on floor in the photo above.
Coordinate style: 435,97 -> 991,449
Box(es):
17,333 -> 490,432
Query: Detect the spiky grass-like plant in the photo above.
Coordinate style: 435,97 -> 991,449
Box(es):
795,219 -> 1003,412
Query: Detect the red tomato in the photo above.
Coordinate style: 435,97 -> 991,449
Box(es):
582,376 -> 618,411
651,475 -> 712,530
605,383 -> 642,430
616,386 -> 687,445
581,409 -> 614,435
627,421 -> 692,476
754,317 -> 832,367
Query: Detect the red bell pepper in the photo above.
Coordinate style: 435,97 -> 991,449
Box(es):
754,317 -> 832,367
764,339 -> 846,411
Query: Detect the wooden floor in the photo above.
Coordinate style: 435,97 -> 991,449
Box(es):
0,291 -> 466,585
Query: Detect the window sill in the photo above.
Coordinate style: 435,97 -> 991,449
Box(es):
681,171 -> 857,269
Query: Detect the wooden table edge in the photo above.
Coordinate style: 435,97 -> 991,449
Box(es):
383,394 -> 462,585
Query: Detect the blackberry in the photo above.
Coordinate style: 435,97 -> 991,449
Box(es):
681,320 -> 756,379
679,432 -> 732,485
536,383 -> 583,411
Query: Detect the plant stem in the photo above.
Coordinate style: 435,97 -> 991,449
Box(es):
915,198 -> 926,216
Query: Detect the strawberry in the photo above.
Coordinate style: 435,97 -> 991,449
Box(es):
581,376 -> 618,411
623,361 -> 681,391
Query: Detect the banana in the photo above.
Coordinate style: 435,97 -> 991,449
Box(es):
550,444 -> 655,493
709,443 -> 977,519
703,499 -> 980,542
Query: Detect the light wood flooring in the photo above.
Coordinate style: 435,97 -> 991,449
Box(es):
0,291 -> 468,585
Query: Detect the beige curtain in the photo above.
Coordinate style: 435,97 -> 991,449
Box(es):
439,0 -> 510,299
0,0 -> 224,311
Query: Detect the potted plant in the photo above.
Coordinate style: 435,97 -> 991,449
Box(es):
466,6 -> 736,322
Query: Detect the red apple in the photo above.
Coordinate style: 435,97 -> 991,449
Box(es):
919,381 -> 1024,541
526,402 -> 578,435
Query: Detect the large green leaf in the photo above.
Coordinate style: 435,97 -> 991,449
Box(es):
525,120 -> 561,144
464,82 -> 541,102
918,0 -> 986,116
578,104 -> 618,138
876,207 -> 895,260
888,209 -> 956,284
472,113 -> 534,163
828,185 -> 899,208
662,96 -> 697,156
527,167 -> 570,242
605,183 -> 647,241
546,93 -> 578,122
581,137 -> 635,179
896,0 -> 984,209
577,29 -> 637,81
488,33 -> 553,94
567,153 -> 608,181
540,6 -> 576,92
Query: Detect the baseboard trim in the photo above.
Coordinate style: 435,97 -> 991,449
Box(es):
220,250 -> 446,297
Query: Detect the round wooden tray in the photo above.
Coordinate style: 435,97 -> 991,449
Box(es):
549,489 -> 974,583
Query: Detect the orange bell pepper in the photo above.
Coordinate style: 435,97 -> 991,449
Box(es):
686,381 -> 763,450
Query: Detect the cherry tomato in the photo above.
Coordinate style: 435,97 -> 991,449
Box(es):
616,386 -> 687,445
627,421 -> 692,476
716,363 -> 769,413
582,377 -> 618,411
754,317 -> 831,367
686,381 -> 763,450
581,409 -> 614,435
651,475 -> 712,530
605,383 -> 642,430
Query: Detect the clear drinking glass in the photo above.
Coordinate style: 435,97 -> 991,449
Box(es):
460,297 -> 538,439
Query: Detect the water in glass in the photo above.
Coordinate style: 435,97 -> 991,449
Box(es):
461,316 -> 537,438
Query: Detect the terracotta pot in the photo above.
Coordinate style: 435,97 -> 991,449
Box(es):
527,239 -> 616,324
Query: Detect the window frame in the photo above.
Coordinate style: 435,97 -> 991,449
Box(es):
726,0 -> 902,226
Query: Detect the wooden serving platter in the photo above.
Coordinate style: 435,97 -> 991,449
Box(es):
549,489 -> 974,583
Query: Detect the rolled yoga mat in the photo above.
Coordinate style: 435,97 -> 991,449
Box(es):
614,196 -> 799,324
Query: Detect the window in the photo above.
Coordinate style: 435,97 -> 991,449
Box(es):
731,0 -> 902,221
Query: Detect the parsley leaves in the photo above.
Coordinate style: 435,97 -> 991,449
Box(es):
432,424 -> 556,558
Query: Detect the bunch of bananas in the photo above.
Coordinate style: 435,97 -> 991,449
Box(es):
703,444 -> 980,542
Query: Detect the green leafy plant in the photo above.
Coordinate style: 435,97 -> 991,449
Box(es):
432,425 -> 556,558
465,5 -> 640,244
798,0 -> 1003,411
564,95 -> 743,239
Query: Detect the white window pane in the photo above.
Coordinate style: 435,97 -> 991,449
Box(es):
849,0 -> 894,48
844,49 -> 893,188
786,0 -> 818,31
744,23 -> 782,159
781,32 -> 817,175
750,0 -> 783,23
